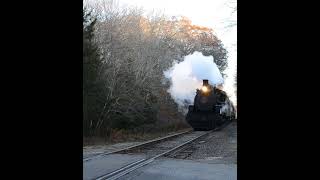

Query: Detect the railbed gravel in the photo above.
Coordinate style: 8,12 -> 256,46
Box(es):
172,121 -> 237,164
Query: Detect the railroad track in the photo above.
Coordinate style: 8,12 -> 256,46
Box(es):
93,130 -> 212,180
83,129 -> 192,162
84,121 -> 234,180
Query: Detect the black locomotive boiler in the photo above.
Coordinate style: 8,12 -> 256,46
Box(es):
186,79 -> 236,131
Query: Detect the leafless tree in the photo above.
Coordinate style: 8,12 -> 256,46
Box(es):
83,0 -> 229,136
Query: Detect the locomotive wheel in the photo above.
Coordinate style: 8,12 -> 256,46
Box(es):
194,128 -> 204,131
211,119 -> 216,130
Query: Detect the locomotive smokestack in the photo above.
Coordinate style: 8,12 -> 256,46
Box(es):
203,79 -> 209,86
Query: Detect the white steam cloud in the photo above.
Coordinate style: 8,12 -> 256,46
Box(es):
164,51 -> 224,114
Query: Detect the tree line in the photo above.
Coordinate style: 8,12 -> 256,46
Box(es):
83,0 -> 228,137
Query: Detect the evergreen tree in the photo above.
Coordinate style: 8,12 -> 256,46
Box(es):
83,8 -> 103,136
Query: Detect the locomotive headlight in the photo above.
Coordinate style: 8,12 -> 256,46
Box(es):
201,86 -> 208,92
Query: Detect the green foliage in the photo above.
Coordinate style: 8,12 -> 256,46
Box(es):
83,8 -> 104,136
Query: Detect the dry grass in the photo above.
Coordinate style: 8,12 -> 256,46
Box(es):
83,107 -> 191,147
83,122 -> 191,147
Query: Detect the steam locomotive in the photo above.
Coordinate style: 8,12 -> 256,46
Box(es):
186,79 -> 236,131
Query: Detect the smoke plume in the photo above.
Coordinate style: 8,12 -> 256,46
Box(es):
164,51 -> 224,114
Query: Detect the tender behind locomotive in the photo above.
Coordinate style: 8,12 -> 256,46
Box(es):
186,79 -> 236,131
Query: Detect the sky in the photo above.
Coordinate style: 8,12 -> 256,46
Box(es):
117,0 -> 233,27
116,0 -> 237,104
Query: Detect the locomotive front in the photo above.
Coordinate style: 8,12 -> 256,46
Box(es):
193,79 -> 217,112
186,79 -> 219,130
186,79 -> 234,131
